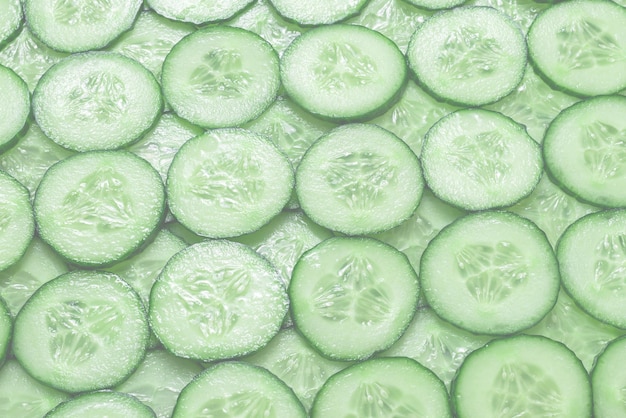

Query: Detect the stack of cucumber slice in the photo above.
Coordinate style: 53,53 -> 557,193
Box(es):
0,0 -> 625,416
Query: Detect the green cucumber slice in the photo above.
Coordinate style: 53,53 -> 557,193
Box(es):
149,240 -> 288,361
270,0 -> 368,25
543,95 -> 626,208
147,0 -> 254,24
280,24 -> 407,120
32,52 -> 163,152
172,362 -> 306,417
421,109 -> 542,211
33,151 -> 165,267
0,64 -> 29,153
289,237 -> 419,361
592,335 -> 626,418
407,6 -> 527,106
557,209 -> 626,329
452,335 -> 592,418
45,392 -> 156,418
296,123 -> 424,235
13,270 -> 150,393
528,0 -> 626,97
0,0 -> 21,46
0,170 -> 35,271
162,26 -> 280,128
311,357 -> 452,417
420,211 -> 560,335
167,129 -> 294,238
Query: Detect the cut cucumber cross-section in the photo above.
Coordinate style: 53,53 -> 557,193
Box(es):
0,170 -> 35,272
44,392 -> 156,418
0,64 -> 29,153
147,0 -> 254,24
407,6 -> 527,106
270,0 -> 369,25
281,24 -> 407,120
592,335 -> 626,418
0,0 -> 21,46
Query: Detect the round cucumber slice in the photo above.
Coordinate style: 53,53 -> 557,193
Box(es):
32,52 -> 162,152
407,6 -> 527,106
33,151 -> 165,267
147,0 -> 254,24
0,64 -> 29,153
45,392 -> 156,418
0,170 -> 34,272
162,26 -> 280,128
13,270 -> 150,393
270,0 -> 368,25
592,335 -> 626,418
0,0 -> 21,46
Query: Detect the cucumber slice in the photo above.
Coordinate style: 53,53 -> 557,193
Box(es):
0,64 -> 29,153
34,151 -> 165,267
149,240 -> 288,361
24,0 -> 142,53
243,328 -> 350,411
13,270 -> 150,393
0,359 -> 70,418
270,0 -> 368,25
281,24 -> 407,120
311,357 -> 452,417
528,0 -> 626,97
45,392 -> 156,418
543,95 -> 626,208
558,209 -> 626,329
0,296 -> 10,365
0,0 -> 21,46
147,0 -> 254,24
290,237 -> 419,361
421,109 -> 542,211
173,362 -> 306,417
592,335 -> 626,418
167,129 -> 294,238
380,308 -> 493,390
0,237 -> 68,316
420,211 -> 560,335
33,52 -> 163,152
296,124 -> 423,235
407,6 -> 527,106
162,26 -> 280,129
0,170 -> 35,272
115,350 -> 203,418
452,335 -> 592,418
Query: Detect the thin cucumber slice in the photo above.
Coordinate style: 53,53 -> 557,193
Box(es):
368,79 -> 459,156
226,0 -> 306,56
0,296 -> 10,365
0,170 -> 34,272
0,237 -> 68,316
33,52 -> 163,152
162,26 -> 280,128
128,113 -> 204,183
0,64 -> 29,153
270,0 -> 368,25
420,211 -> 560,335
24,0 -> 142,53
289,237 -> 419,361
296,124 -> 424,235
311,357 -> 452,418
0,0 -> 22,46
107,11 -> 195,81
452,335 -> 592,418
45,392 -> 156,418
149,240 -> 288,361
0,26 -> 68,92
167,129 -> 294,238
557,210 -> 626,329
34,151 -> 165,267
13,270 -> 150,393
592,335 -> 626,418
509,174 -> 599,248
115,350 -> 203,418
543,95 -> 626,208
528,0 -> 626,97
173,362 -> 306,417
281,24 -> 407,120
421,109 -> 542,211
527,288 -> 626,371
486,65 -> 579,143
407,6 -> 527,106
0,359 -> 70,418
347,0 -> 434,54
405,0 -> 466,10
147,0 -> 253,24
380,308 -> 492,390
0,121 -> 75,199
243,328 -> 350,411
